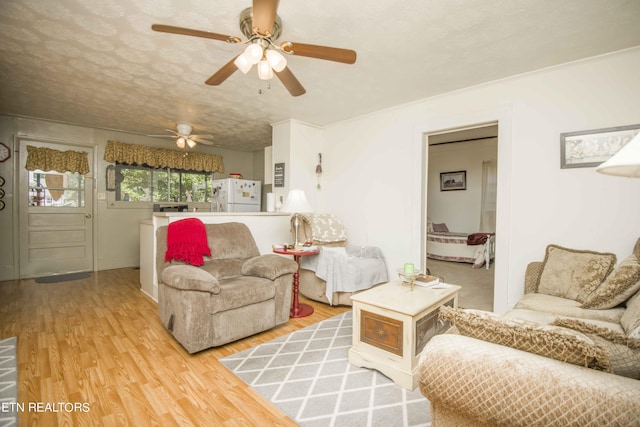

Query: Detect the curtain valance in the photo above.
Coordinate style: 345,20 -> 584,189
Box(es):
104,140 -> 225,174
25,146 -> 90,174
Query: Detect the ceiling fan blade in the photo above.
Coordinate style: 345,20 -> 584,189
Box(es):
148,129 -> 179,138
275,67 -> 306,97
205,55 -> 239,85
252,0 -> 279,36
192,134 -> 215,139
151,24 -> 240,43
281,42 -> 357,64
193,138 -> 215,146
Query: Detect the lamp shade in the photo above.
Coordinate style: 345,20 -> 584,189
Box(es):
281,189 -> 312,213
596,133 -> 640,177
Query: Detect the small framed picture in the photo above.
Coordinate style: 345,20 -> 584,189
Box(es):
440,171 -> 466,191
560,124 -> 640,168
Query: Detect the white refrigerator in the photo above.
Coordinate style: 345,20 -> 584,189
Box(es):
212,178 -> 262,212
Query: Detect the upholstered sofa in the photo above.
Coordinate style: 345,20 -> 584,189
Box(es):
156,221 -> 298,353
418,240 -> 640,426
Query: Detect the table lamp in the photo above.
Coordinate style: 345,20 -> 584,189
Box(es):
281,189 -> 312,245
596,132 -> 640,177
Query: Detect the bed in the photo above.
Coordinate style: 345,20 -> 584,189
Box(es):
427,230 -> 495,269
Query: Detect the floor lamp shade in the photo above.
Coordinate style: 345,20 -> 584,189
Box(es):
596,133 -> 640,177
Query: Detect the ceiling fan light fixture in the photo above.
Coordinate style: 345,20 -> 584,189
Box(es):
244,43 -> 263,65
266,49 -> 287,72
234,53 -> 253,74
258,59 -> 273,80
176,137 -> 186,149
186,138 -> 197,148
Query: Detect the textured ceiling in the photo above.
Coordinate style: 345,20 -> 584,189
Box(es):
1,0 -> 639,152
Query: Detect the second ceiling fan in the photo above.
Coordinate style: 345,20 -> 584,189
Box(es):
152,0 -> 357,96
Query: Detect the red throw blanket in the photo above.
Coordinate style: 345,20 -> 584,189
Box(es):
467,232 -> 495,245
164,218 -> 211,266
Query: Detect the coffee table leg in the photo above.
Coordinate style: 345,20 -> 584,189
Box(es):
291,254 -> 314,318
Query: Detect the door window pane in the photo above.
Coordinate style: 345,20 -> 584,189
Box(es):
28,171 -> 85,207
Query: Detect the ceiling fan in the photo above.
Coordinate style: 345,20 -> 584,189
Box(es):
148,123 -> 214,148
151,0 -> 357,96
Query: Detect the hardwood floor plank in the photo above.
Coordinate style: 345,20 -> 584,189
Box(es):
0,268 -> 349,425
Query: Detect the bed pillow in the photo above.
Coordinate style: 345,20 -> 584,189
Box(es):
439,306 -> 610,371
581,254 -> 640,309
432,223 -> 449,233
537,245 -> 617,303
427,218 -> 434,232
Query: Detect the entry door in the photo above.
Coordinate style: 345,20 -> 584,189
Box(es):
18,139 -> 94,278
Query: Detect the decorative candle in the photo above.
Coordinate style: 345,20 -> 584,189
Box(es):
404,263 -> 415,275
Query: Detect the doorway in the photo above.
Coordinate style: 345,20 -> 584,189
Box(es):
425,124 -> 498,311
17,138 -> 95,278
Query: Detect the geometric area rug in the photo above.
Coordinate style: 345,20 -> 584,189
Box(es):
219,311 -> 431,427
0,337 -> 18,427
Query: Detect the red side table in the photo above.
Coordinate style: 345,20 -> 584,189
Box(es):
273,248 -> 319,318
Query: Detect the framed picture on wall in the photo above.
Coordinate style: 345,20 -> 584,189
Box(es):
560,124 -> 640,168
440,171 -> 466,191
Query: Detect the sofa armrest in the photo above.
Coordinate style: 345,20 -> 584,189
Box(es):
161,265 -> 221,294
524,261 -> 544,293
418,334 -> 640,426
346,244 -> 385,260
242,254 -> 298,280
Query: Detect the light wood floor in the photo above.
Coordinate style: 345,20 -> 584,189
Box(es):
0,268 -> 349,426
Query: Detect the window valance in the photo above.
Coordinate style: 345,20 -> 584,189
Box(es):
25,146 -> 90,174
104,140 -> 225,174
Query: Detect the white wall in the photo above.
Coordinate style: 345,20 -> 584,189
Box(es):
427,138 -> 498,232
320,47 -> 640,313
0,116 -> 261,279
271,119 -> 324,211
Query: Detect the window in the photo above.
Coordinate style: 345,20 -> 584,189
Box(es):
115,163 -> 212,203
28,170 -> 85,207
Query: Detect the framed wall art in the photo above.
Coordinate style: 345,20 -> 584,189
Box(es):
560,124 -> 640,168
440,171 -> 466,191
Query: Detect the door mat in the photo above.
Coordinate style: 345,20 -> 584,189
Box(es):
219,311 -> 431,427
35,272 -> 91,284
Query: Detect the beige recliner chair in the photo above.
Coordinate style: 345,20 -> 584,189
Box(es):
156,221 -> 298,353
294,214 -> 389,306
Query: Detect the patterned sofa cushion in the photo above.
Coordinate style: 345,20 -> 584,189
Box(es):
439,306 -> 610,371
537,245 -> 617,303
582,254 -> 640,309
621,291 -> 640,339
551,317 -> 640,379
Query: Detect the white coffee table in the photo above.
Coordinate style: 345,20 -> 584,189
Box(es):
348,279 -> 460,390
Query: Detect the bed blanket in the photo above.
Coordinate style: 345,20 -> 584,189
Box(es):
300,245 -> 388,304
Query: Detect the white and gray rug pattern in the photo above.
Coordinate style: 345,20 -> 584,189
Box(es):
220,312 -> 431,427
0,337 -> 18,427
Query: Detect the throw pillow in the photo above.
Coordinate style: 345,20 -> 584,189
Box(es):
432,223 -> 449,233
621,290 -> 640,339
439,306 -> 610,371
537,245 -> 616,303
581,254 -> 640,309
